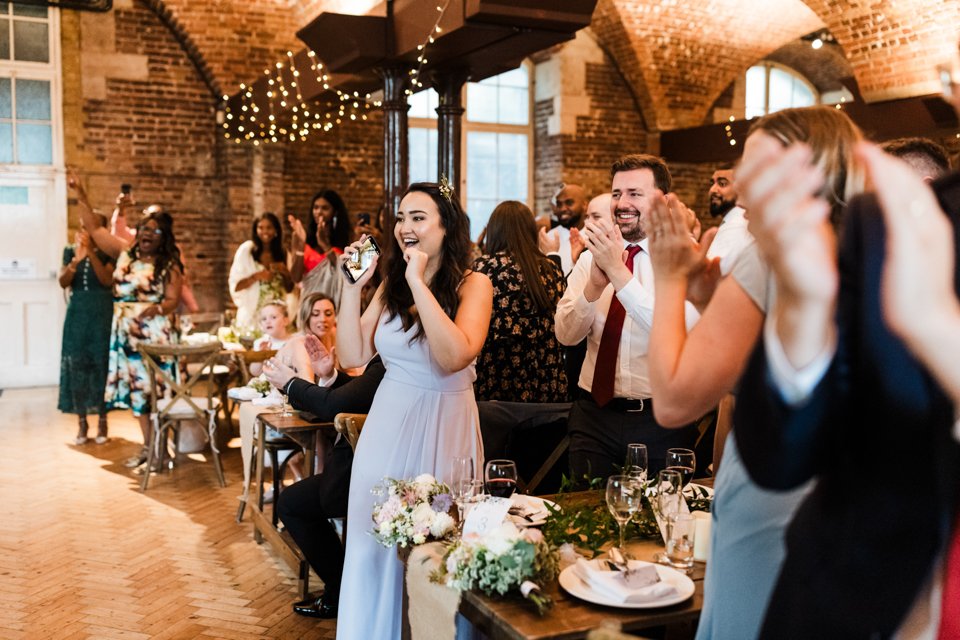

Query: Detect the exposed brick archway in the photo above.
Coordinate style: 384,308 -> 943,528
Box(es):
138,0 -> 222,99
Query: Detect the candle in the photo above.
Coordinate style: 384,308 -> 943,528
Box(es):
693,511 -> 711,562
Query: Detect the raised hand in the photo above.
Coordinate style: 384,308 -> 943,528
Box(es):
570,227 -> 587,263
403,246 -> 429,286
538,227 -> 560,254
649,193 -> 720,309
338,236 -> 378,287
262,357 -> 296,391
303,334 -> 336,379
288,215 -> 307,247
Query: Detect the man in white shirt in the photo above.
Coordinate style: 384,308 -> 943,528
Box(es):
555,155 -> 700,480
540,183 -> 589,276
705,164 -> 751,274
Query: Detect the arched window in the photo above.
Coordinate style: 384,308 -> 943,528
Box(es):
745,62 -> 817,119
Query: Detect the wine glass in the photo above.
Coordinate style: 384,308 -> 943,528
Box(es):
656,469 -> 683,521
449,456 -> 475,530
625,443 -> 648,487
484,459 -> 518,498
665,448 -> 696,487
606,475 -> 642,556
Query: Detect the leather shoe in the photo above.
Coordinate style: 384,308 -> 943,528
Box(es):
292,593 -> 338,619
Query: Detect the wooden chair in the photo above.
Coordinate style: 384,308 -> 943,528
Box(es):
139,342 -> 227,491
333,413 -> 367,451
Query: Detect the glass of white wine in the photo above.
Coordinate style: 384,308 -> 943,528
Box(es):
606,475 -> 643,556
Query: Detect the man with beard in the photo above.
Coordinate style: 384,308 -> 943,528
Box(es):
540,183 -> 589,276
705,163 -> 750,274
555,154 -> 700,480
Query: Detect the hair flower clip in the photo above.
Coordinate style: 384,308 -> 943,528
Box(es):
439,174 -> 454,203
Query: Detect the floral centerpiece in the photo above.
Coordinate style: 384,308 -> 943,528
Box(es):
433,522 -> 559,615
247,374 -> 272,396
371,474 -> 456,548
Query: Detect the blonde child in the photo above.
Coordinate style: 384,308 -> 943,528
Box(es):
250,301 -> 290,375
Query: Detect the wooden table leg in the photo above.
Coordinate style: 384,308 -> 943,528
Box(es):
253,415 -> 266,544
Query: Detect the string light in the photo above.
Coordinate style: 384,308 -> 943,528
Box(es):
406,1 -> 451,96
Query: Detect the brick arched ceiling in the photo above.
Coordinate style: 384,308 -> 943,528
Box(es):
799,0 -> 960,101
593,0 -> 824,131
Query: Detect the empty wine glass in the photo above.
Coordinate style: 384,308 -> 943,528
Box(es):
656,469 -> 683,520
449,456 -> 475,529
606,475 -> 643,556
484,459 -> 518,498
665,448 -> 696,487
625,443 -> 648,487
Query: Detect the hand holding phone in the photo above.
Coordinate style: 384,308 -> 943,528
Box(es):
341,235 -> 381,284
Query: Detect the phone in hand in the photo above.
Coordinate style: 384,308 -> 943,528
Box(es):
357,212 -> 371,226
120,183 -> 132,195
341,235 -> 381,283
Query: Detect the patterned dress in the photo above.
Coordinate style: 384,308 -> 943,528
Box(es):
104,252 -> 178,416
58,245 -> 114,415
472,251 -> 568,402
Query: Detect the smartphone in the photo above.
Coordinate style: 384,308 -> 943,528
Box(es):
357,212 -> 371,226
120,183 -> 132,195
341,235 -> 380,283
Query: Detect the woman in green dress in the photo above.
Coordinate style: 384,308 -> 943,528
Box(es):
58,216 -> 115,444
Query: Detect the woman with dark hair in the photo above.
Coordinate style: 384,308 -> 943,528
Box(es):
58,213 -> 115,445
473,200 -> 567,401
335,182 -> 492,638
229,212 -> 293,329
290,190 -> 353,299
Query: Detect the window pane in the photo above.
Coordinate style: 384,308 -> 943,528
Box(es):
0,77 -> 10,118
497,66 -> 528,89
466,198 -> 497,241
497,86 -> 528,125
408,126 -> 437,184
792,79 -> 815,108
408,89 -> 438,119
466,83 -> 498,123
15,78 -> 49,120
745,65 -> 766,118
467,131 -> 497,199
767,68 -> 794,114
16,122 -> 51,163
12,3 -> 47,18
0,19 -> 8,59
497,133 -> 527,200
13,19 -> 46,62
0,123 -> 11,162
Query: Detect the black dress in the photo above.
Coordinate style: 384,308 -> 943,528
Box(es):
472,251 -> 567,402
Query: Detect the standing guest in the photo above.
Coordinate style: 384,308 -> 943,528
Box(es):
229,212 -> 294,330
733,116 -> 960,636
539,182 -> 589,276
880,136 -> 951,182
58,214 -> 115,445
335,182 -> 492,639
69,171 -> 184,471
647,106 -> 866,640
290,190 -> 353,299
555,155 -> 700,480
473,201 -> 567,402
704,163 -> 751,274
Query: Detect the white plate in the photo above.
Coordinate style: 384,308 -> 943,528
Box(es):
558,563 -> 695,609
508,495 -> 558,527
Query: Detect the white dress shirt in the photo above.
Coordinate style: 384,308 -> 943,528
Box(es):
706,206 -> 752,276
555,239 -> 700,400
547,225 -> 575,277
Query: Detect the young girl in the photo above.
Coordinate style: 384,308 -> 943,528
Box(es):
250,301 -> 291,375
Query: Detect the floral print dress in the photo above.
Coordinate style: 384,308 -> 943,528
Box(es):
472,252 -> 568,402
104,251 -> 178,416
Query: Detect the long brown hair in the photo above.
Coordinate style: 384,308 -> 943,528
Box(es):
482,201 -> 555,313
382,182 -> 472,341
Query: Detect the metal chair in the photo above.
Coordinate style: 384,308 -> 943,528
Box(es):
138,341 -> 227,491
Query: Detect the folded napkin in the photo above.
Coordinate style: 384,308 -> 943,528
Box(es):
573,558 -> 677,604
228,386 -> 261,401
252,389 -> 282,406
182,332 -> 215,345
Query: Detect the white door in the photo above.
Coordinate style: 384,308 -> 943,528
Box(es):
0,170 -> 66,388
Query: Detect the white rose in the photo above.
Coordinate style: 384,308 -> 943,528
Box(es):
430,512 -> 455,538
379,521 -> 394,535
414,473 -> 435,486
412,533 -> 426,545
483,522 -> 521,556
411,503 -> 436,528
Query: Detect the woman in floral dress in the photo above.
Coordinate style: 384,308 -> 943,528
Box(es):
473,200 -> 567,402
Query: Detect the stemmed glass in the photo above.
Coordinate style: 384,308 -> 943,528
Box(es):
449,456 -> 475,530
625,443 -> 648,487
484,459 -> 518,498
665,448 -> 696,488
606,475 -> 643,556
653,469 -> 683,565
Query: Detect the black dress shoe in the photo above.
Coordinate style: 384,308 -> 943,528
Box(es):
292,593 -> 338,619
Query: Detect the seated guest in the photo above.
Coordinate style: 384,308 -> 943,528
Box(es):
248,301 -> 292,376
229,212 -> 295,331
473,201 -> 567,402
262,337 -> 386,619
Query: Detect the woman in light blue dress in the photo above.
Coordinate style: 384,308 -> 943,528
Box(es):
646,106 -> 866,638
334,182 -> 492,639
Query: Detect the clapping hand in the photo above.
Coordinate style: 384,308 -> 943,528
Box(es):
262,357 -> 296,391
569,227 -> 587,264
288,215 -> 307,247
538,227 -> 560,254
303,334 -> 336,379
649,193 -> 720,308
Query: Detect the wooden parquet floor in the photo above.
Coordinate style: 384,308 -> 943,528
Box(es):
0,387 -> 336,640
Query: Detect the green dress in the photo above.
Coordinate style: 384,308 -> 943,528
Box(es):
58,245 -> 115,415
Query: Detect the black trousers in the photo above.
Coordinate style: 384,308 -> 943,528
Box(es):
567,390 -> 698,483
276,437 -> 353,598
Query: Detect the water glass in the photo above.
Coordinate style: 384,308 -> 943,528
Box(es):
625,443 -> 648,486
606,475 -> 642,555
665,448 -> 696,487
656,469 -> 683,520
665,513 -> 696,571
484,459 -> 518,498
449,456 -> 475,526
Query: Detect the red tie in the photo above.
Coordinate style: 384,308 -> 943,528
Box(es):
938,509 -> 960,639
591,245 -> 643,407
